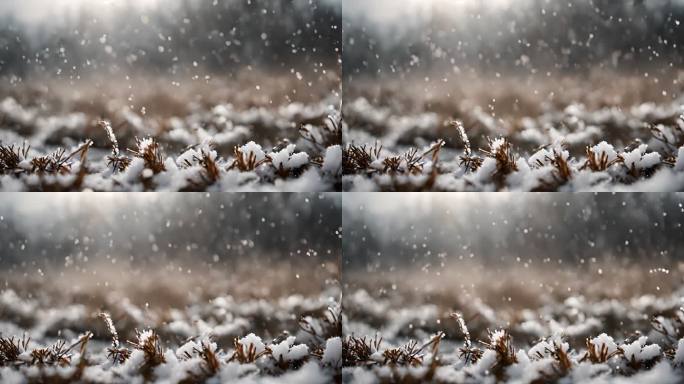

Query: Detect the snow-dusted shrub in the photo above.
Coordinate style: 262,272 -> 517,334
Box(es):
0,94 -> 341,191
343,93 -> 684,191
321,337 -> 342,368
268,144 -> 310,176
620,336 -> 661,369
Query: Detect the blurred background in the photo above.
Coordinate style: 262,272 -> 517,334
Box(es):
0,0 -> 340,78
0,193 -> 341,348
343,0 -> 684,150
344,193 -> 684,268
0,193 -> 341,303
0,0 -> 341,148
343,193 -> 684,303
344,0 -> 683,79
342,193 -> 684,347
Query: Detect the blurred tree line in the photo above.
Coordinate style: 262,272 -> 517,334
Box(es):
343,194 -> 684,269
0,0 -> 341,77
344,0 -> 684,78
0,193 -> 341,269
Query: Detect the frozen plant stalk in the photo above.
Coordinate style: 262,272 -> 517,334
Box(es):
100,120 -> 120,157
99,312 -> 119,349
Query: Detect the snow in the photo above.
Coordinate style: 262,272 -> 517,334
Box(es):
240,141 -> 266,162
0,95 -> 340,191
258,361 -> 330,384
287,152 -> 310,169
612,362 -> 681,384
137,329 -> 155,345
341,224 -> 684,384
591,141 -> 618,163
176,139 -> 219,168
342,90 -> 684,191
674,339 -> 684,366
343,288 -> 684,383
0,98 -> 36,126
675,147 -> 684,172
287,344 -> 310,361
639,152 -> 662,169
489,138 -> 506,152
175,339 -> 201,359
621,336 -> 661,363
622,144 -> 661,171
591,333 -> 618,355
321,337 -> 342,368
322,145 -> 342,176
239,333 -> 266,355
0,285 -> 342,383
528,140 -> 569,168
268,144 -> 309,171
137,138 -> 155,153
622,146 -> 646,169
269,336 -> 309,362
101,121 -> 120,156
527,334 -> 569,361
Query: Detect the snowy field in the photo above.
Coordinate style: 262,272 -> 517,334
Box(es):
0,193 -> 342,383
343,263 -> 684,383
0,75 -> 341,192
0,0 -> 342,192
0,264 -> 342,383
342,0 -> 684,192
342,193 -> 684,383
342,72 -> 684,192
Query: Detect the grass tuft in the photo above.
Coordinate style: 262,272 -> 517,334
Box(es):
228,146 -> 267,172
0,142 -> 30,172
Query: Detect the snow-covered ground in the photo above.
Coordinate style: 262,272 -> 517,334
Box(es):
343,75 -> 684,192
0,85 -> 341,191
0,269 -> 342,383
343,264 -> 684,383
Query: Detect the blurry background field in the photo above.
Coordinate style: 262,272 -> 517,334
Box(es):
0,193 -> 340,348
344,0 -> 683,126
342,1 -> 684,192
343,193 -> 684,346
0,0 -> 341,173
0,0 -> 341,111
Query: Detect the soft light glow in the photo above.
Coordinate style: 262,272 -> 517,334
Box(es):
0,0 -> 161,24
344,0 -> 513,25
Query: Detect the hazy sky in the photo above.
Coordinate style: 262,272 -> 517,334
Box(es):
0,0 -> 161,24
343,193 -> 684,267
343,0 -> 531,25
343,0 -> 684,25
0,0 -> 341,25
6,0 -> 682,26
